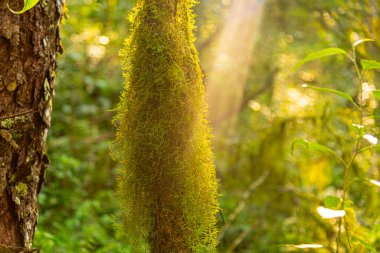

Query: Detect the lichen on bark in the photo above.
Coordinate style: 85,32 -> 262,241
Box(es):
0,0 -> 64,249
113,0 -> 219,252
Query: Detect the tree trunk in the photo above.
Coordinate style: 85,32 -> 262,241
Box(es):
0,0 -> 63,250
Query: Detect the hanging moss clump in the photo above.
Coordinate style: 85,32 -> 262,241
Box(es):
113,0 -> 219,252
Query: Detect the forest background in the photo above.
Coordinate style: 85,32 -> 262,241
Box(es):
32,0 -> 380,252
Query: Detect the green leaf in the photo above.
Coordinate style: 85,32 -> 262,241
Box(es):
291,138 -> 308,155
323,195 -> 341,209
373,90 -> 380,101
292,138 -> 336,156
8,0 -> 40,14
343,199 -> 353,208
358,145 -> 380,153
293,48 -> 350,70
352,123 -> 365,137
292,138 -> 346,166
352,235 -> 377,252
353,38 -> 374,48
301,84 -> 359,110
361,59 -> 380,71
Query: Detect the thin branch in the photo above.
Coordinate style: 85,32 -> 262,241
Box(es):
225,227 -> 252,253
0,109 -> 35,121
219,171 -> 269,240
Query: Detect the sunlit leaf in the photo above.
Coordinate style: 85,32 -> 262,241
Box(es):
361,59 -> 380,71
369,179 -> 380,187
352,123 -> 365,137
317,206 -> 345,219
358,145 -> 380,153
372,90 -> 380,101
363,134 -> 378,145
291,138 -> 308,155
291,138 -> 336,156
344,199 -> 353,209
352,235 -> 377,252
302,84 -> 359,109
323,195 -> 341,209
281,244 -> 324,250
353,38 -> 374,48
292,244 -> 323,249
8,0 -> 40,14
293,48 -> 350,70
291,138 -> 347,166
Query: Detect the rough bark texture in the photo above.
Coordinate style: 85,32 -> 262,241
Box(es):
0,0 -> 63,250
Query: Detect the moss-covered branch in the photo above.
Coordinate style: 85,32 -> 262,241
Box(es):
113,0 -> 219,252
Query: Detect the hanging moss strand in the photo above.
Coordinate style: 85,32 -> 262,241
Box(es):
113,0 -> 219,252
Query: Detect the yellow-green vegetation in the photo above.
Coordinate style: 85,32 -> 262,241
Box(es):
113,0 -> 219,252
0,115 -> 27,129
15,182 -> 28,197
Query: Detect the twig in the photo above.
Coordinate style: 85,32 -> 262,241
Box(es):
337,44 -> 364,253
0,109 -> 35,120
219,171 -> 269,240
225,227 -> 252,253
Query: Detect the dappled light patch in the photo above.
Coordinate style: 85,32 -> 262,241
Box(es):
369,179 -> 380,187
292,243 -> 323,249
363,134 -> 378,145
317,206 -> 345,219
98,36 -> 110,45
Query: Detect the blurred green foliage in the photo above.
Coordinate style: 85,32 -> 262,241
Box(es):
215,1 -> 380,252
33,0 -> 380,252
33,0 -> 134,252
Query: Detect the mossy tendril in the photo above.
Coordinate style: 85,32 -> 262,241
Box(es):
112,0 -> 219,252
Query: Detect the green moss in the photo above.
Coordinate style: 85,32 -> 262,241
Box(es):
0,115 -> 26,129
11,131 -> 22,140
113,0 -> 219,252
0,118 -> 16,128
15,182 -> 28,197
10,175 -> 16,183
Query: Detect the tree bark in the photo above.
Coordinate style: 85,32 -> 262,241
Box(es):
0,0 -> 63,250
